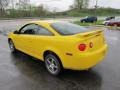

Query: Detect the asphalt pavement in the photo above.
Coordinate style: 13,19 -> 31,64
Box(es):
0,20 -> 120,90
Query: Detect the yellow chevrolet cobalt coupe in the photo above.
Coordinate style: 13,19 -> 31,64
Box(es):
8,20 -> 107,75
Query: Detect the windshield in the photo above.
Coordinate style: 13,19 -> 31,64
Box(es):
51,22 -> 90,35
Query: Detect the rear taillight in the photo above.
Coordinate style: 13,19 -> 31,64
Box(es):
78,44 -> 86,51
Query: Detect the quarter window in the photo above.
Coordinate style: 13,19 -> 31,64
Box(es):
37,26 -> 53,35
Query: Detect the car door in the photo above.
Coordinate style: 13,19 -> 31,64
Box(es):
27,25 -> 54,59
14,24 -> 38,55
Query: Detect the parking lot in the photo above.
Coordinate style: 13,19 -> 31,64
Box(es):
0,19 -> 120,90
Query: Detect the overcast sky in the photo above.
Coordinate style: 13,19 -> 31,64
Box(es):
30,0 -> 120,11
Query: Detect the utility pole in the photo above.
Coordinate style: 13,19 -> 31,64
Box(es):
94,0 -> 98,16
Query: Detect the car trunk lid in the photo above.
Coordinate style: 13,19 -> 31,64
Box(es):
75,30 -> 105,52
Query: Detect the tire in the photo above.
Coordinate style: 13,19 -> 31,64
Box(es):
113,24 -> 117,29
114,24 -> 117,27
44,54 -> 62,76
81,21 -> 83,23
92,21 -> 96,23
81,20 -> 85,23
8,40 -> 16,53
105,22 -> 108,26
91,21 -> 94,23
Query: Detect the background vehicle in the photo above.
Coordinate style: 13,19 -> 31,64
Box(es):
80,16 -> 97,23
105,16 -> 115,21
103,16 -> 115,25
105,18 -> 120,27
8,21 -> 107,76
102,19 -> 114,25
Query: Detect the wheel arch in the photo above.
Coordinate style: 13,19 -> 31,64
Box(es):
43,50 -> 63,68
8,38 -> 12,42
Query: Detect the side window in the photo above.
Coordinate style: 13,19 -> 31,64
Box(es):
20,24 -> 38,35
37,26 -> 53,36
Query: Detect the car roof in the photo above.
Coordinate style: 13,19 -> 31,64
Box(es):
29,20 -> 63,25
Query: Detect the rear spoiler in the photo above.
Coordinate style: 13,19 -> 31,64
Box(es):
75,30 -> 103,38
83,30 -> 103,37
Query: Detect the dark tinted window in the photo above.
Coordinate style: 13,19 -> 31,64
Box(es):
51,22 -> 90,35
37,26 -> 53,35
20,24 -> 38,34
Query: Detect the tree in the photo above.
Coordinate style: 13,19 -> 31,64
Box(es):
73,0 -> 89,9
35,4 -> 44,16
18,0 -> 30,10
0,0 -> 9,16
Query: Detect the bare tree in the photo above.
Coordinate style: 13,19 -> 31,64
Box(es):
94,0 -> 99,16
18,0 -> 30,10
0,0 -> 9,16
73,0 -> 89,9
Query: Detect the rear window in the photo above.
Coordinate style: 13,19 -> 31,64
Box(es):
51,22 -> 90,35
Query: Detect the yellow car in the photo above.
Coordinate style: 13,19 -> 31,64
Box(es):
8,20 -> 107,75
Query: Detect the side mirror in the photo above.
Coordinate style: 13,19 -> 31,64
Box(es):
14,30 -> 20,34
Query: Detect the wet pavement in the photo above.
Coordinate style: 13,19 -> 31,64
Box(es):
0,20 -> 120,90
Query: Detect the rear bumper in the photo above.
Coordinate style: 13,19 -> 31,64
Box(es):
62,44 -> 108,70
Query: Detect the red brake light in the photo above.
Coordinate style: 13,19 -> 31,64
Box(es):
78,44 -> 86,51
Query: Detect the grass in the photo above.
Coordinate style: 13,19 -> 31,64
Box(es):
74,20 -> 120,31
74,20 -> 104,26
